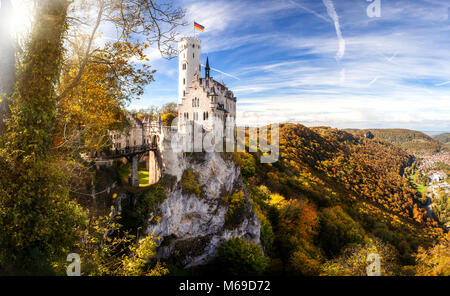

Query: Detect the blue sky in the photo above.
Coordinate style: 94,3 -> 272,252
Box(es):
9,0 -> 449,132
128,0 -> 450,132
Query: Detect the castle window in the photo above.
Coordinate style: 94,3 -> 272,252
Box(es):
183,78 -> 185,85
193,53 -> 195,58
183,63 -> 186,70
183,90 -> 186,97
199,65 -> 201,72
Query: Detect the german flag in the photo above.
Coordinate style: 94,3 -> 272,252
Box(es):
194,22 -> 205,32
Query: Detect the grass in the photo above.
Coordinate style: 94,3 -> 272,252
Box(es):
116,162 -> 150,187
181,168 -> 202,197
139,170 -> 150,187
408,176 -> 428,194
416,184 -> 428,194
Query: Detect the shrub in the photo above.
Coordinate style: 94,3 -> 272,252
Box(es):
181,168 -> 201,197
224,191 -> 246,229
216,238 -> 268,276
319,206 -> 366,257
237,153 -> 257,179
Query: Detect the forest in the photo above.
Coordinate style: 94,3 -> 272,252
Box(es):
346,129 -> 445,155
232,124 -> 449,276
0,0 -> 448,276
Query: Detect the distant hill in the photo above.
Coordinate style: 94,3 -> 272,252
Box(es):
433,133 -> 450,149
345,129 -> 443,155
235,124 -> 443,275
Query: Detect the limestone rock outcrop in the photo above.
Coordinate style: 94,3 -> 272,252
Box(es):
145,152 -> 261,268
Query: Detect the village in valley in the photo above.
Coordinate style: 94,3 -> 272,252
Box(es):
407,150 -> 450,230
423,154 -> 450,230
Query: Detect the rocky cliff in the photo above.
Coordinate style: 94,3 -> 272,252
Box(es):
145,151 -> 261,268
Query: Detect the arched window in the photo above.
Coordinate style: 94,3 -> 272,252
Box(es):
183,63 -> 186,70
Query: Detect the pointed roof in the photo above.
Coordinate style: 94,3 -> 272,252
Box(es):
205,55 -> 210,71
205,55 -> 211,79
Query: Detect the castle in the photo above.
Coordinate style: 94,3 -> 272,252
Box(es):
177,37 -> 236,132
105,36 -> 238,186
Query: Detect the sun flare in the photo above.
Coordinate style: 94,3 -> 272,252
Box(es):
3,0 -> 34,37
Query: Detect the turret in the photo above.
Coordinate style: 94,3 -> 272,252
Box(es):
205,55 -> 210,79
178,37 -> 201,104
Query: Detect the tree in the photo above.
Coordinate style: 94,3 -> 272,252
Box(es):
415,239 -> 450,276
216,237 -> 269,276
0,0 -> 16,132
319,206 -> 366,257
0,0 -> 186,274
160,102 -> 177,126
56,39 -> 154,152
0,0 -> 86,274
321,238 -> 400,276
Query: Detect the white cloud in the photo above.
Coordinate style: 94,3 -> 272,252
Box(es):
322,0 -> 346,60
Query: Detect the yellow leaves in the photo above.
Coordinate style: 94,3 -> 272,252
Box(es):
267,193 -> 287,209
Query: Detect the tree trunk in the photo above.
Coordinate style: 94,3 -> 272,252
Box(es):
5,0 -> 70,157
0,0 -> 16,132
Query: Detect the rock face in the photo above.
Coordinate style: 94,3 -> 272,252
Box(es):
145,151 -> 261,268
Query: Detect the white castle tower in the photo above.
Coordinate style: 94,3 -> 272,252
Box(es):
178,37 -> 202,104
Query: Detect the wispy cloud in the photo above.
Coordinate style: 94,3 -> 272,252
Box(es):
289,0 -> 331,23
322,0 -> 346,60
134,0 -> 450,131
435,80 -> 450,86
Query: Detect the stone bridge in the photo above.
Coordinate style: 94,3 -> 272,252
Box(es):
93,120 -> 167,187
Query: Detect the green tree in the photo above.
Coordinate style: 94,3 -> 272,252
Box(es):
216,238 -> 268,276
319,206 -> 366,257
0,0 -> 185,275
0,0 -> 86,274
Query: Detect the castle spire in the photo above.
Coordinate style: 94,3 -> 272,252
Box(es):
205,55 -> 210,79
